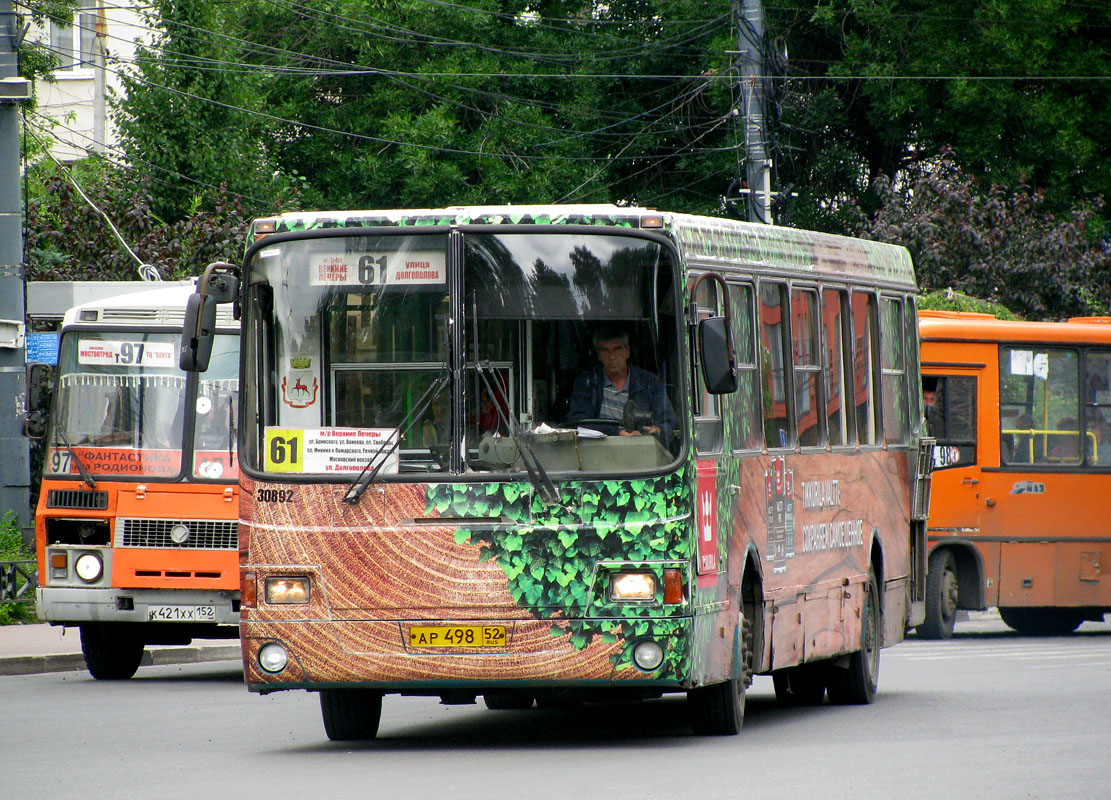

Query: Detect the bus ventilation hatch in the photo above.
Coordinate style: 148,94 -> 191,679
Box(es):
46,489 -> 109,510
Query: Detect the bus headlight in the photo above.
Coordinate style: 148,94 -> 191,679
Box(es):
265,576 -> 311,604
74,552 -> 103,583
609,572 -> 656,601
258,642 -> 288,674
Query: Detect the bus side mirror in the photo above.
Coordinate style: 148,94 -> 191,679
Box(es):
180,292 -> 218,372
699,316 -> 738,394
22,363 -> 52,439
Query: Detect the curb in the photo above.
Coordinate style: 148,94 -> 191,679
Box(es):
0,644 -> 242,677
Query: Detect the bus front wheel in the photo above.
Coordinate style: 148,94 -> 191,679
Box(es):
688,616 -> 749,735
79,623 -> 145,680
320,689 -> 383,741
827,570 -> 881,705
919,549 -> 959,639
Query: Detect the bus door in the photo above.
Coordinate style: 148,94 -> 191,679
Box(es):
922,366 -> 982,535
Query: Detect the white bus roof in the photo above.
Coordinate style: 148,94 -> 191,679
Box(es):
61,280 -> 238,329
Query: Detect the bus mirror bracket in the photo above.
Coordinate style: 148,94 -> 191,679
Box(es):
689,272 -> 738,395
21,362 -> 52,439
181,262 -> 240,373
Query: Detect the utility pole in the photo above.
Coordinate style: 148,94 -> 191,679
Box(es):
734,0 -> 774,224
0,0 -> 31,529
92,3 -> 106,153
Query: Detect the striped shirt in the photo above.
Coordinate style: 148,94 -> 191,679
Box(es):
600,380 -> 628,423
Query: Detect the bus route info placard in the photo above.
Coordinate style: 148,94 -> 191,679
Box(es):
264,428 -> 400,475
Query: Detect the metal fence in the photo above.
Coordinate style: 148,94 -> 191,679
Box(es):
0,561 -> 36,602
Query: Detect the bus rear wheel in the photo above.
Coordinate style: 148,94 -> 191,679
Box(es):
999,607 -> 1084,636
79,623 -> 145,680
320,689 -> 383,741
827,570 -> 881,705
919,549 -> 959,639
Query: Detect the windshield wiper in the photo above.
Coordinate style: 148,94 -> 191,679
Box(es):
343,369 -> 449,506
475,360 -> 558,505
56,427 -> 97,488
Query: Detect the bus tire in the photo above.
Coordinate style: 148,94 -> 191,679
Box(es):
919,549 -> 959,639
320,689 -> 383,741
688,616 -> 749,735
772,664 -> 827,706
483,692 -> 534,710
827,570 -> 881,705
79,623 -> 145,681
999,607 -> 1084,636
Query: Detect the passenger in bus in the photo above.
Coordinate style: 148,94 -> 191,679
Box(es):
1085,413 -> 1111,465
567,324 -> 677,442
1050,417 -> 1081,461
1004,413 -> 1036,464
922,378 -> 940,435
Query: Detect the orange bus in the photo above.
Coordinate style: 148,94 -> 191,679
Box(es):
25,284 -> 240,678
183,205 -> 932,739
918,310 -> 1111,637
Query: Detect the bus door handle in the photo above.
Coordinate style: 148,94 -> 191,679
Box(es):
729,484 -> 741,496
961,477 -> 979,486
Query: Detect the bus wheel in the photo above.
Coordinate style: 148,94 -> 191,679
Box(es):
483,692 -> 535,710
79,623 -> 145,680
999,607 -> 1084,636
827,570 -> 881,705
320,689 -> 383,741
919,549 -> 959,639
772,664 -> 826,706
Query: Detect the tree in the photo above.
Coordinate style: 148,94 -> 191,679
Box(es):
113,1 -> 741,215
766,0 -> 1111,232
855,152 -> 1111,321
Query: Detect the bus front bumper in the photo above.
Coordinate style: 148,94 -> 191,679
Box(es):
37,585 -> 240,626
241,616 -> 705,693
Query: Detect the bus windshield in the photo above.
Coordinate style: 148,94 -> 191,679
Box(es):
244,229 -> 685,478
46,331 -> 237,480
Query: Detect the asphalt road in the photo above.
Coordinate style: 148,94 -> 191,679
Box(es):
3,614 -> 1109,800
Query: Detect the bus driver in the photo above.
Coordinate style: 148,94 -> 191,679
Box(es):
567,324 -> 677,442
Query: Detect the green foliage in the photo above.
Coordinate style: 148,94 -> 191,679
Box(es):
767,0 -> 1111,230
0,512 -> 37,626
856,152 -> 1111,320
429,466 -> 694,678
918,290 -> 1020,320
23,157 -> 256,280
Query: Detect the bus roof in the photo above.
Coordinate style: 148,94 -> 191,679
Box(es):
61,281 -> 238,329
919,309 -> 1111,345
250,204 -> 917,290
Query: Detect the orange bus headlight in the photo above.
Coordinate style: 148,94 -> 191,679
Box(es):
609,572 -> 656,602
265,576 -> 311,604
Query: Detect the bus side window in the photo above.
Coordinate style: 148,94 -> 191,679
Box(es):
693,277 -> 723,455
879,296 -> 908,445
850,291 -> 880,446
759,281 -> 795,450
822,288 -> 852,447
926,375 -> 977,469
728,283 -> 762,452
1084,350 -> 1111,466
999,345 -> 1080,466
791,287 -> 825,448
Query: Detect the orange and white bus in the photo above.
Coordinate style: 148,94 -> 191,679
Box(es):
918,310 -> 1111,637
183,205 -> 932,739
27,283 -> 240,678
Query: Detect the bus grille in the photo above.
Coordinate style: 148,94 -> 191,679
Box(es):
116,518 -> 239,549
46,489 -> 109,510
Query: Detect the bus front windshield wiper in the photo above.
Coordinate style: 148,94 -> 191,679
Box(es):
343,369 -> 449,506
56,427 -> 97,488
475,360 -> 558,505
